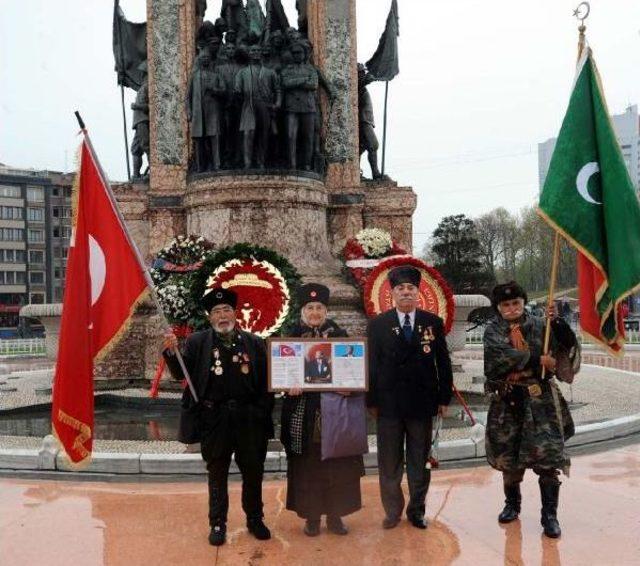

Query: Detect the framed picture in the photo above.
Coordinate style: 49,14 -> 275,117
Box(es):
267,337 -> 368,392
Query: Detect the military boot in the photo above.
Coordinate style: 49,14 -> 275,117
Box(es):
498,483 -> 521,523
539,477 -> 561,538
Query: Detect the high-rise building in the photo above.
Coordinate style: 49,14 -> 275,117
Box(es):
538,104 -> 640,192
0,164 -> 73,331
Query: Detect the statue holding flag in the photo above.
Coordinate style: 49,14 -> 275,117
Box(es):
365,0 -> 399,179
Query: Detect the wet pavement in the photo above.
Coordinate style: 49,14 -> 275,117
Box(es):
2,443 -> 639,565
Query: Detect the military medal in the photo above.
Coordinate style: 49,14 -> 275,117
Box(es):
423,344 -> 431,354
212,348 -> 223,376
528,383 -> 542,397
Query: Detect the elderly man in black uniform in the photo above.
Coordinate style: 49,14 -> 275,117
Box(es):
367,265 -> 453,530
163,288 -> 274,547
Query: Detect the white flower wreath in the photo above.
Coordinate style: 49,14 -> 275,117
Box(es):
355,228 -> 393,258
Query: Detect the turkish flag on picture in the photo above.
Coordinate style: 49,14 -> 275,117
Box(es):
279,344 -> 296,357
52,136 -> 149,465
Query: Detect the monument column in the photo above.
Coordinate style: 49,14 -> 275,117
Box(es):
307,0 -> 360,192
145,0 -> 196,255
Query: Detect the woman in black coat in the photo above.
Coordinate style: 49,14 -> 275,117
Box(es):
280,283 -> 365,536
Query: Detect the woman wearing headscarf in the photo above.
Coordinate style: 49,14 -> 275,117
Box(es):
483,281 -> 580,538
280,283 -> 365,536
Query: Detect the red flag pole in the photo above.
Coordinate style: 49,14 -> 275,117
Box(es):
73,111 -> 199,402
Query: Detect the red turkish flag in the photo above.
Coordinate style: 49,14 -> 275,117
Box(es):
52,137 -> 149,465
279,344 -> 296,357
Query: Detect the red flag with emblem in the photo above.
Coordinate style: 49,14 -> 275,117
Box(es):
52,136 -> 149,465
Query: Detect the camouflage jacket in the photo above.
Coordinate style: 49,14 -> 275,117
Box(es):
483,314 -> 578,473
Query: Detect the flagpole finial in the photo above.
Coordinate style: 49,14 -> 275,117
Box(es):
573,2 -> 590,59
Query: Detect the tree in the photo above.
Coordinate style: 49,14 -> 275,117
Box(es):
429,214 -> 495,294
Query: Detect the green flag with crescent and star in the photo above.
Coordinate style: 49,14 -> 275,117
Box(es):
538,47 -> 640,353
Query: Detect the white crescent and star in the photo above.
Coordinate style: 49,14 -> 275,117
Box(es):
576,161 -> 602,205
89,235 -> 106,306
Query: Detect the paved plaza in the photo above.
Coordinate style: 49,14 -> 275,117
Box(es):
2,441 -> 639,566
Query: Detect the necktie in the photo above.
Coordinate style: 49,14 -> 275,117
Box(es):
403,313 -> 412,341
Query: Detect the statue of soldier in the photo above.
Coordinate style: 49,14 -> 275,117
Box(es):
221,0 -> 247,41
217,43 -> 241,168
280,42 -> 318,171
234,45 -> 281,169
186,50 -> 226,172
358,63 -> 381,179
131,61 -> 149,179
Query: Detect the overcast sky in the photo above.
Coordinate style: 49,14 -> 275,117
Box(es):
1,1 -> 639,253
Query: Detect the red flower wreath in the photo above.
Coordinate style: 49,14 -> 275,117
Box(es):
363,255 -> 455,334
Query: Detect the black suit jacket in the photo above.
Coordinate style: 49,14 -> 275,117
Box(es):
163,327 -> 274,443
366,309 -> 453,419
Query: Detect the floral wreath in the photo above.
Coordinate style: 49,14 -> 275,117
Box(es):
150,235 -> 216,327
193,243 -> 302,336
204,258 -> 290,337
363,255 -> 455,333
342,228 -> 407,289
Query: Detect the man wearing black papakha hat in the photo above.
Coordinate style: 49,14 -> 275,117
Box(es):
163,287 -> 274,546
366,265 -> 453,530
483,281 -> 580,538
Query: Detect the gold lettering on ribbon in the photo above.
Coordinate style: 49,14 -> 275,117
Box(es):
57,409 -> 92,459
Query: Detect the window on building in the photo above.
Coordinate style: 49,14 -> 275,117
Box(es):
53,227 -> 60,238
15,250 -> 25,263
28,229 -> 44,243
4,271 -> 15,284
62,247 -> 68,258
54,287 -> 63,301
26,186 -> 45,202
1,206 -> 23,219
29,271 -> 44,284
53,207 -> 59,218
63,187 -> 72,198
27,208 -> 44,221
30,293 -> 45,304
0,228 -> 24,241
15,272 -> 26,284
52,187 -> 60,197
29,250 -> 44,264
0,184 -> 21,198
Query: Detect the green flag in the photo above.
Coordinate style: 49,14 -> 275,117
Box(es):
538,48 -> 640,352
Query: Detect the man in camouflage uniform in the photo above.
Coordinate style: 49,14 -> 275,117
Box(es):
483,281 -> 579,538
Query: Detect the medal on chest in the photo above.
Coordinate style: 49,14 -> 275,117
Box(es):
240,352 -> 250,375
420,326 -> 436,353
211,348 -> 223,376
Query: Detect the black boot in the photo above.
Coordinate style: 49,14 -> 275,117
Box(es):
327,515 -> 349,535
539,477 -> 562,538
208,522 -> 226,546
304,518 -> 321,537
498,484 -> 521,523
247,517 -> 271,541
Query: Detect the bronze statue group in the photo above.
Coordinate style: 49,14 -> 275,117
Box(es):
186,18 -> 333,174
163,269 -> 579,546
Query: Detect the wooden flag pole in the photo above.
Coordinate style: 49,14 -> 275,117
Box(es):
541,232 -> 561,379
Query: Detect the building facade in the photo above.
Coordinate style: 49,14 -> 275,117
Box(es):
539,104 -> 640,192
0,165 -> 72,332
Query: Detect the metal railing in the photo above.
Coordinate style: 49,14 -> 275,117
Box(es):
466,324 -> 640,344
0,338 -> 46,356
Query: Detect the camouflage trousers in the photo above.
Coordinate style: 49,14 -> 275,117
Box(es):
485,380 -> 574,474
